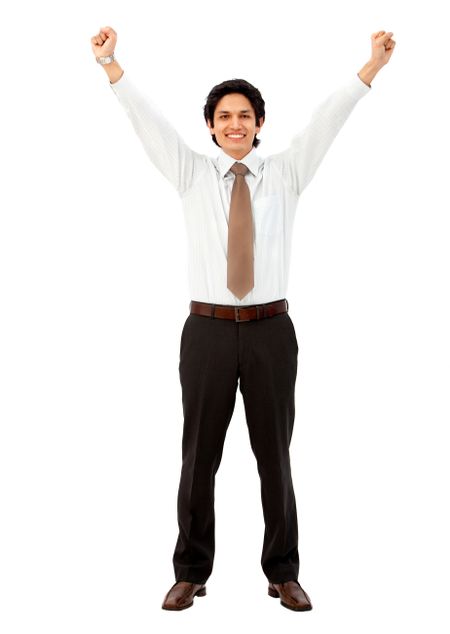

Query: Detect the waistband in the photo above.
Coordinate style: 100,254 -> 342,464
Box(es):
189,298 -> 289,322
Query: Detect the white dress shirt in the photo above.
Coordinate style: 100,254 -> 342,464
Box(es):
110,72 -> 371,306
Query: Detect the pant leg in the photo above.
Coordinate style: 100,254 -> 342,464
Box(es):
238,311 -> 300,583
172,313 -> 239,583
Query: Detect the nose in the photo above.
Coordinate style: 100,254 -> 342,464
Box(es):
229,115 -> 242,129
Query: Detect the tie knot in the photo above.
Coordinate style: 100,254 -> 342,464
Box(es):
230,162 -> 249,177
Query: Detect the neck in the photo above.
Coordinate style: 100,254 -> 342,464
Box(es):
222,147 -> 252,161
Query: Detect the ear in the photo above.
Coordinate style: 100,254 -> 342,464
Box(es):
206,119 -> 214,135
256,116 -> 265,133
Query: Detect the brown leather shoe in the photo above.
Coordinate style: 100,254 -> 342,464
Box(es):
161,581 -> 206,611
268,580 -> 312,611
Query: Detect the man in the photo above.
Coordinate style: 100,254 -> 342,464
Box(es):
91,26 -> 395,612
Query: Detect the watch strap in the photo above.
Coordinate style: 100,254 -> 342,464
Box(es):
96,52 -> 115,65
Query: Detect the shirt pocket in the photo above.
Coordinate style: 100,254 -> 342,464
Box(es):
252,194 -> 282,237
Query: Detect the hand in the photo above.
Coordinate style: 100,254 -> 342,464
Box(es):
91,26 -> 117,58
370,30 -> 396,67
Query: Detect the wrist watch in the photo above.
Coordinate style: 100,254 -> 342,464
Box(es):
96,52 -> 115,65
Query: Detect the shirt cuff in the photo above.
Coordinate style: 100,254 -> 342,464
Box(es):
109,70 -> 127,92
354,72 -> 372,93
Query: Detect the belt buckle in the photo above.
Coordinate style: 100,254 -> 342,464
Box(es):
234,307 -> 250,322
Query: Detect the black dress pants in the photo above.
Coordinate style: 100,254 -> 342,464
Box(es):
172,299 -> 300,584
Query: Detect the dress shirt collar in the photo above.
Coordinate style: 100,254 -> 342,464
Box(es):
216,146 -> 262,178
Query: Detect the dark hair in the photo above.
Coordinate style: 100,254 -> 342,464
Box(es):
203,78 -> 265,148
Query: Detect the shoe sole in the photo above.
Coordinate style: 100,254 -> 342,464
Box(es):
162,586 -> 206,611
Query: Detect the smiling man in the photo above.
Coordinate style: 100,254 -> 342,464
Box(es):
91,26 -> 396,612
206,88 -> 264,159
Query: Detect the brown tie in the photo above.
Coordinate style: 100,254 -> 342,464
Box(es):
227,162 -> 254,299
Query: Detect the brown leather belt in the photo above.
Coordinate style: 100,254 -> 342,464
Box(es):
189,298 -> 289,322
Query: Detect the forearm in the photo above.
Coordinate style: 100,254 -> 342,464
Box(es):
357,59 -> 383,88
102,59 -> 124,84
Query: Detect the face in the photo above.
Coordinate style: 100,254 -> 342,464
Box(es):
207,92 -> 264,160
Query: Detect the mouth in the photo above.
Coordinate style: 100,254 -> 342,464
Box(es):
226,134 -> 246,141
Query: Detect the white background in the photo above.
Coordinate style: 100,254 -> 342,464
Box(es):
1,0 -> 449,632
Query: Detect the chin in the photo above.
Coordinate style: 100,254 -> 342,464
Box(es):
225,143 -> 251,152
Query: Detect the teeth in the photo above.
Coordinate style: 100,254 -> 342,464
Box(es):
228,134 -> 244,138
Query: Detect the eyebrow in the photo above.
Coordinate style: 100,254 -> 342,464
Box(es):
216,109 -> 252,114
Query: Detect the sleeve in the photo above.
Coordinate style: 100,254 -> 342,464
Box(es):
109,71 -> 207,196
269,73 -> 371,197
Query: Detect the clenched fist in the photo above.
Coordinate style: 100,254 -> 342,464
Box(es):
91,26 -> 117,58
370,31 -> 396,67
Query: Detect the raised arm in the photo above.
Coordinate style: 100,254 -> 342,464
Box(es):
91,26 -> 207,196
269,30 -> 396,197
